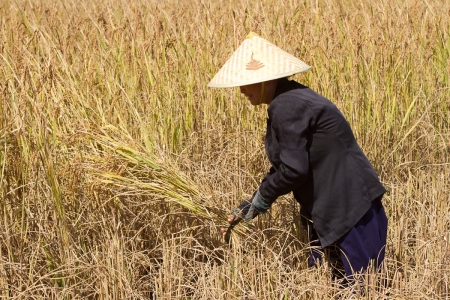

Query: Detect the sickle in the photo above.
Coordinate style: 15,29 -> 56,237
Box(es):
224,218 -> 242,244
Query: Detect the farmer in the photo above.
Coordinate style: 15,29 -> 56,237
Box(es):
208,32 -> 388,282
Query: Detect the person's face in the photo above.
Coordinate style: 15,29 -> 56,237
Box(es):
239,83 -> 263,106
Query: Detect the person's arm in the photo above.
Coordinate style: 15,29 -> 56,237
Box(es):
257,96 -> 314,208
260,166 -> 275,184
228,97 -> 314,223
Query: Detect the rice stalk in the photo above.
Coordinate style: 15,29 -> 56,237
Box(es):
87,126 -> 252,240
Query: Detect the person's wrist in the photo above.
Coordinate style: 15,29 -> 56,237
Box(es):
251,189 -> 270,213
243,205 -> 259,222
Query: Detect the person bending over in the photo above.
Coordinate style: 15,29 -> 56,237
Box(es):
208,32 -> 388,283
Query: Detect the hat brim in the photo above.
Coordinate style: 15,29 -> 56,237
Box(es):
207,66 -> 312,88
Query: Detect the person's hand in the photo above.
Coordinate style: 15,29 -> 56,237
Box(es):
220,190 -> 270,242
220,199 -> 260,242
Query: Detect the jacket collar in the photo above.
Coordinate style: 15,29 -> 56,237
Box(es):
272,77 -> 306,100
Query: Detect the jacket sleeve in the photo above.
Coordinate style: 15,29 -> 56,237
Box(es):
258,96 -> 314,204
260,166 -> 275,184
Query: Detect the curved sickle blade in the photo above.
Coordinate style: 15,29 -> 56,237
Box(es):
224,218 -> 242,244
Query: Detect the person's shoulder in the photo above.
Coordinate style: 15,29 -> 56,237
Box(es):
271,80 -> 315,106
268,90 -> 314,118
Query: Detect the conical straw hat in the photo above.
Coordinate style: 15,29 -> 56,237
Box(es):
208,32 -> 311,88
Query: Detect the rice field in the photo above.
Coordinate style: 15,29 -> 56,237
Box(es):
1,0 -> 449,298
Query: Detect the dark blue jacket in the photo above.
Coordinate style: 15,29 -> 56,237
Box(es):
259,78 -> 386,247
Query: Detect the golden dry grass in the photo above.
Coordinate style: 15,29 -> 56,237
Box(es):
1,0 -> 449,298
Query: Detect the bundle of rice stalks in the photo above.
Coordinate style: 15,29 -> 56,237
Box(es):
86,126 -> 251,241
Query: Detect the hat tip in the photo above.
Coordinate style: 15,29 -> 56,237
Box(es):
246,32 -> 259,39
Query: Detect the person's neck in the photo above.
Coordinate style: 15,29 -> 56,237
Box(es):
272,77 -> 290,100
264,79 -> 280,105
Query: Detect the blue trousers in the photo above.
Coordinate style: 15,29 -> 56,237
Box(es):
308,195 -> 388,279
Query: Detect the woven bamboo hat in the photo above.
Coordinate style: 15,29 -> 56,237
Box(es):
208,32 -> 311,88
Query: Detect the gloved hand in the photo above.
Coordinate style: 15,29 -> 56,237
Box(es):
230,199 -> 259,222
222,189 -> 271,243
229,189 -> 270,222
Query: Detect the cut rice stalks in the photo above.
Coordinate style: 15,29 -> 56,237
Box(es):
86,126 -> 252,241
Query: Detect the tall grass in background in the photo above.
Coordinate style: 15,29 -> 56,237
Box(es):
1,0 -> 449,298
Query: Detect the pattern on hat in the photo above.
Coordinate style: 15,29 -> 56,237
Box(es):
208,32 -> 311,88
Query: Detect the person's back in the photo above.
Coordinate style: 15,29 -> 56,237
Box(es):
263,78 -> 386,246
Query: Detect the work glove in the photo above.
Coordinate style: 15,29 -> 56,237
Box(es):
230,199 -> 258,222
224,189 -> 271,244
230,189 -> 270,222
